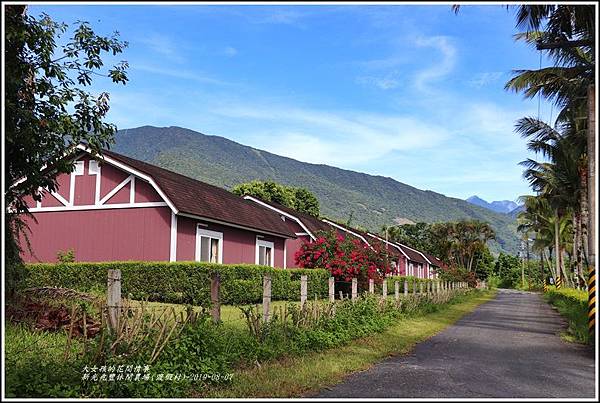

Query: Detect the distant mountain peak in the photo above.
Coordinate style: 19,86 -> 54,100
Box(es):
466,195 -> 520,215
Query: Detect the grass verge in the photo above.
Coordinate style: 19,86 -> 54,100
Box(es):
543,286 -> 590,345
195,289 -> 496,398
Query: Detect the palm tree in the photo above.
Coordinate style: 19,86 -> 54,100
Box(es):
518,195 -> 554,281
505,5 -> 595,284
516,114 -> 586,287
454,3 -> 596,287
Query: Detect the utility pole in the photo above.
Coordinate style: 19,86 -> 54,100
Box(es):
520,241 -> 526,289
526,237 -> 531,290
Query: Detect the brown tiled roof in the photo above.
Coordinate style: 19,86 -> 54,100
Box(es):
394,243 -> 429,265
243,197 -> 336,237
101,149 -> 295,238
322,221 -> 403,260
422,252 -> 446,268
363,233 -> 405,259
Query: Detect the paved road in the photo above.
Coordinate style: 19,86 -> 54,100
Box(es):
316,289 -> 596,398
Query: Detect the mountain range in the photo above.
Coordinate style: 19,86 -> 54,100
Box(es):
466,196 -> 523,215
112,126 -> 520,254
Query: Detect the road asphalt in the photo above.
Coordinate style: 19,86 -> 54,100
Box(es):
315,289 -> 596,398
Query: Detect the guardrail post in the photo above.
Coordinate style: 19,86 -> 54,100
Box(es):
211,272 -> 221,323
107,269 -> 121,333
300,275 -> 308,309
263,275 -> 271,322
328,277 -> 335,302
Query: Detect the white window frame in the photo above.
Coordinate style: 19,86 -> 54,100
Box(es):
195,227 -> 223,264
256,238 -> 275,267
89,160 -> 99,175
73,160 -> 84,175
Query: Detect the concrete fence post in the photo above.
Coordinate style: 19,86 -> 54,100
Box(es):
395,281 -> 400,301
263,275 -> 272,322
404,280 -> 409,297
328,277 -> 335,302
369,278 -> 374,294
413,281 -> 417,295
351,278 -> 358,301
419,282 -> 424,294
382,280 -> 388,299
211,272 -> 221,323
300,275 -> 308,309
107,269 -> 121,332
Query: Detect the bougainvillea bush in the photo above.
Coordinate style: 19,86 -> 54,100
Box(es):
294,230 -> 392,289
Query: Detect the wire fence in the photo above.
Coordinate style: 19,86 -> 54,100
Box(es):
6,271 -> 473,365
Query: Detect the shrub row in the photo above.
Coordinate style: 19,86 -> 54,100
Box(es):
23,262 -> 330,305
9,290 -> 478,398
544,286 -> 590,344
384,276 -> 434,292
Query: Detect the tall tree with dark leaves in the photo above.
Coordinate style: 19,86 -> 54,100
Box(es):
4,5 -> 128,293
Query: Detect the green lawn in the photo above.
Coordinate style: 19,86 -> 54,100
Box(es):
125,298 -> 328,329
193,289 -> 496,398
127,292 -> 445,330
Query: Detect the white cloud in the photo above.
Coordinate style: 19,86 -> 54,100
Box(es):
251,8 -> 308,27
413,36 -> 456,92
132,64 -> 233,86
136,33 -> 185,63
209,104 -> 449,166
356,73 -> 401,90
222,46 -> 238,57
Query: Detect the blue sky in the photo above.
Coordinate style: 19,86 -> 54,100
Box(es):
30,3 -> 555,203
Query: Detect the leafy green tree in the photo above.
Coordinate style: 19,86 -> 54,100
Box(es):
494,252 -> 522,279
5,5 -> 128,292
291,187 -> 320,217
385,222 -> 437,256
233,180 -> 320,217
429,220 -> 495,271
473,247 -> 495,280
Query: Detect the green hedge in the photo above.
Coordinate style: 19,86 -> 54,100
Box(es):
384,276 -> 434,292
23,262 -> 330,305
544,286 -> 590,344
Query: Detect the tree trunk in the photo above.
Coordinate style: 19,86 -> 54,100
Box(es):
573,212 -> 584,288
560,248 -> 571,288
554,210 -> 562,286
468,252 -> 475,272
545,248 -> 557,281
540,249 -> 544,285
587,84 -> 596,280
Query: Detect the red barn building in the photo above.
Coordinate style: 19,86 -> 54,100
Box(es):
242,196 -> 341,268
20,145 -> 295,266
